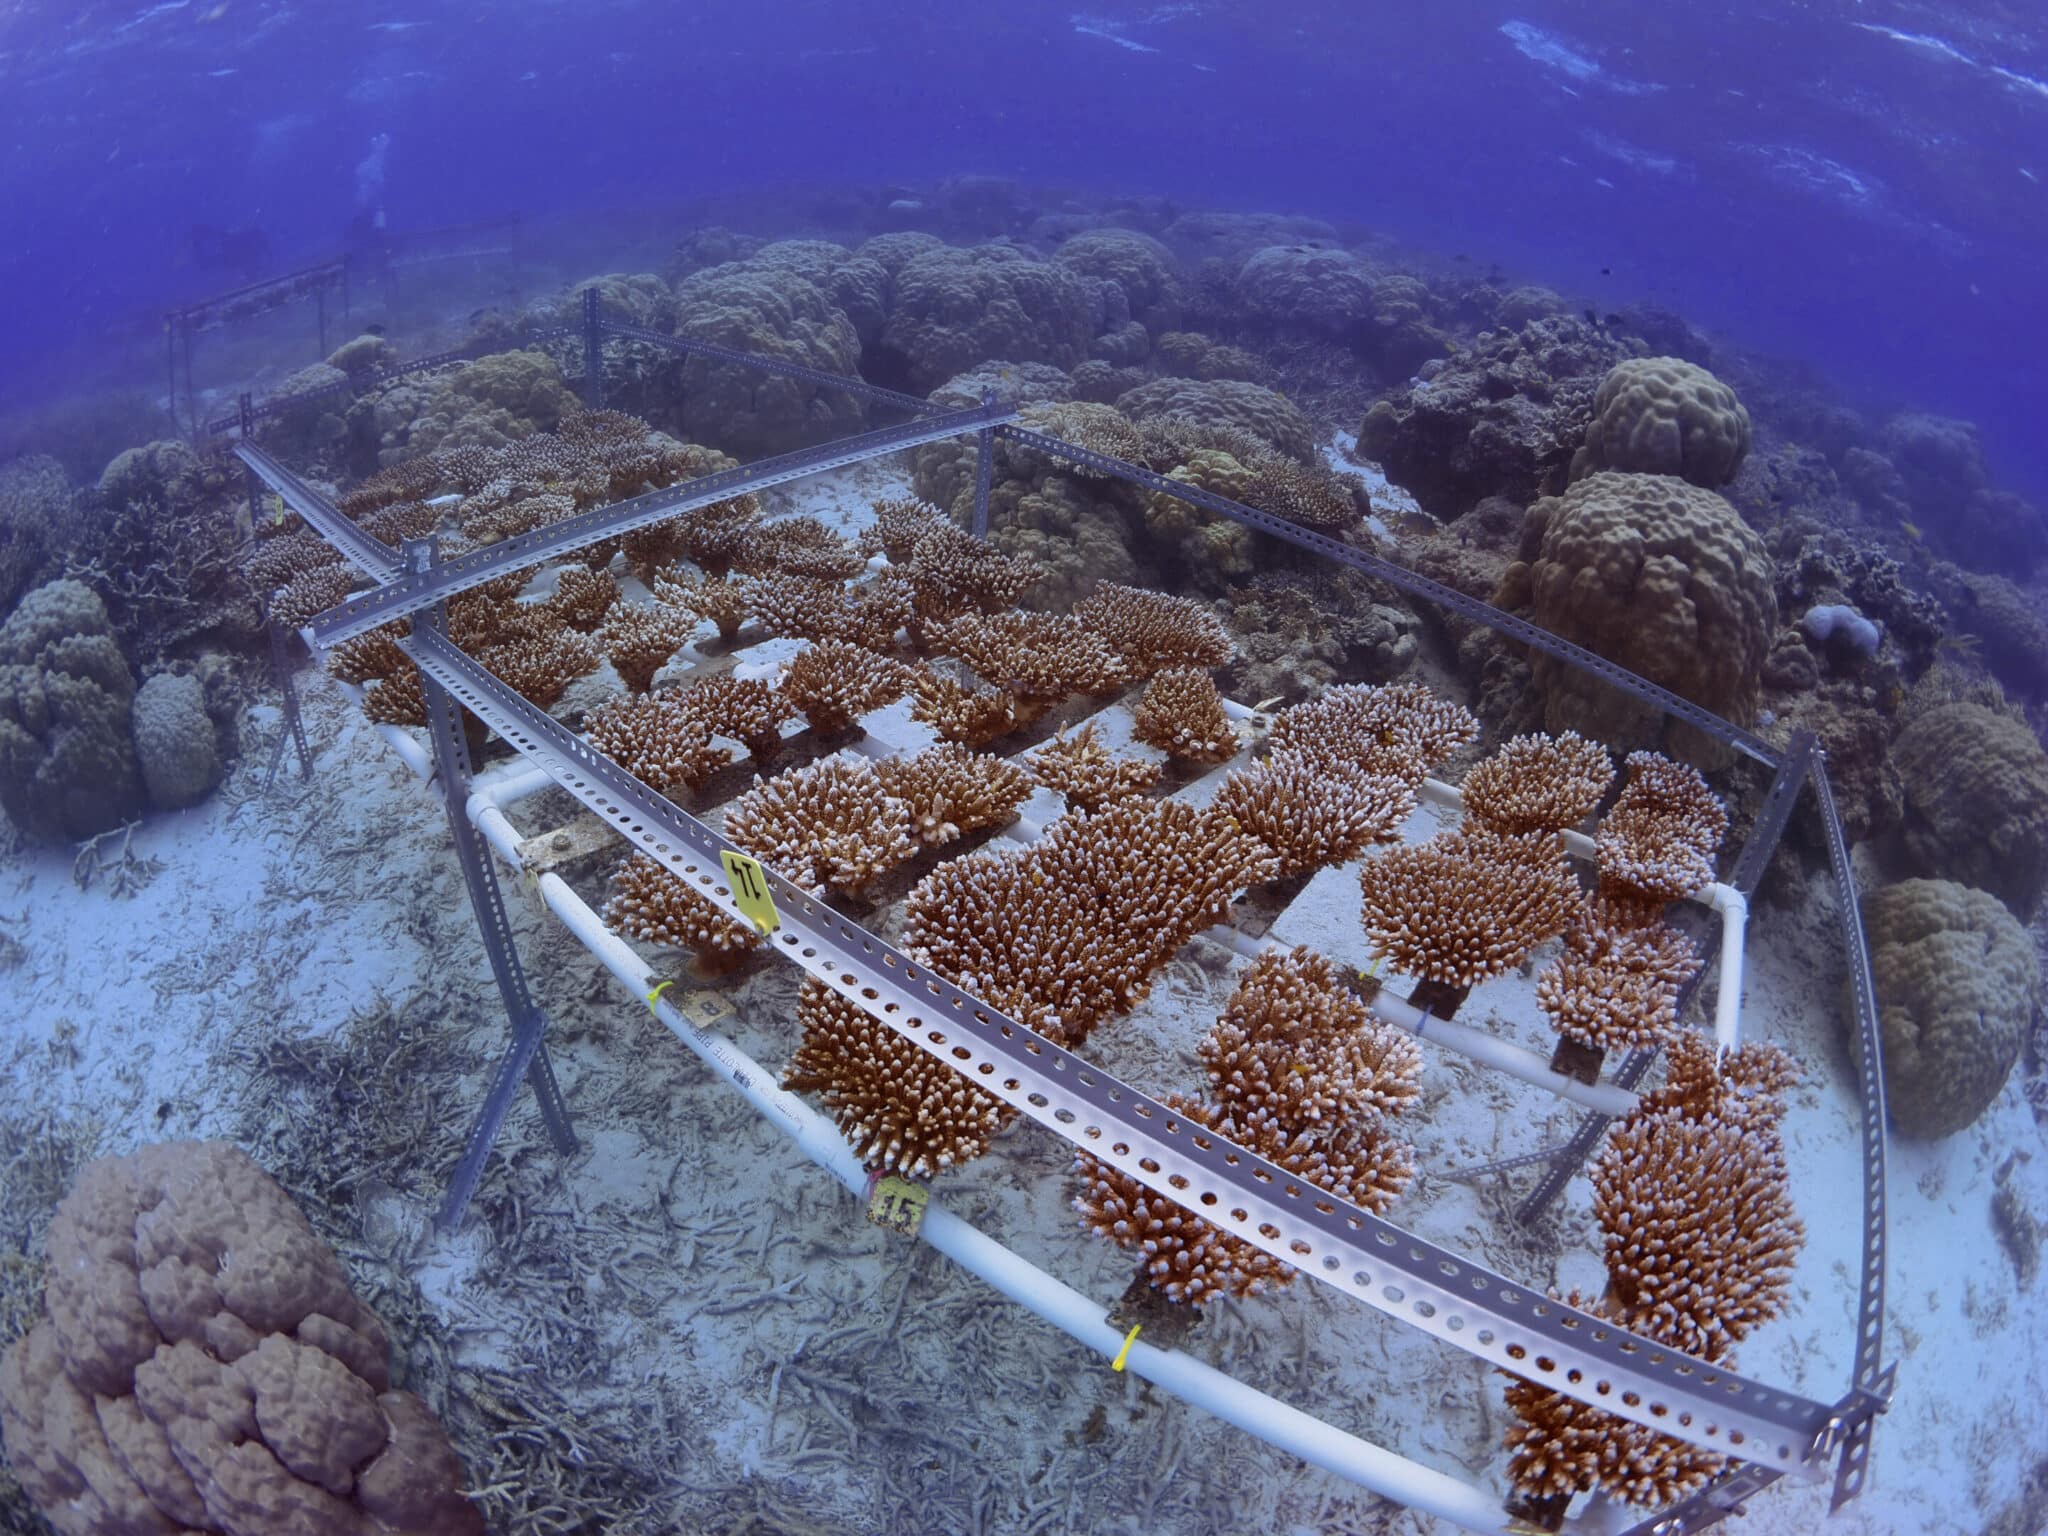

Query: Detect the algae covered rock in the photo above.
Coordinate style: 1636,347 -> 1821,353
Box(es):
1864,878 -> 2042,1138
1570,356 -> 1750,488
132,671 -> 221,811
1892,701 -> 2048,919
1515,471 -> 1776,761
0,579 -> 143,841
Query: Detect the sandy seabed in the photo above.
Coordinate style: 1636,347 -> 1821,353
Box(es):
3,460 -> 2045,1536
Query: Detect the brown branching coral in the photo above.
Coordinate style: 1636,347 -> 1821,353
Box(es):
780,640 -> 918,736
862,496 -> 954,563
602,851 -> 761,974
1536,903 -> 1700,1054
359,496 -> 453,547
896,526 -> 1042,629
926,610 -> 1128,699
0,1141 -> 485,1536
270,563 -> 361,629
1023,722 -> 1162,812
326,624 -> 410,685
741,572 -> 911,650
722,756 -> 915,895
1200,948 -> 1423,1128
1073,582 -> 1235,675
585,692 -> 733,796
339,454 -> 449,519
671,673 -> 796,763
1357,828 -> 1581,995
1131,667 -> 1239,761
596,601 -> 700,692
874,743 -> 1033,847
1596,751 -> 1729,901
1213,753 -> 1415,881
652,570 -> 749,642
364,662 -> 426,727
783,977 -> 1015,1178
541,565 -> 620,632
672,496 -> 765,574
1459,731 -> 1614,836
245,528 -> 341,592
1241,456 -> 1360,530
475,626 -> 600,709
1269,682 -> 1480,786
735,515 -> 865,580
909,669 -> 1032,747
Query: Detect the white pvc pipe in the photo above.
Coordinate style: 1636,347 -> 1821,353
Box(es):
1705,884 -> 1747,1056
466,782 -> 1525,1535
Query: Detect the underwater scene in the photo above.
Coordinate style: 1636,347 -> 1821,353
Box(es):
1,3 -> 2045,1535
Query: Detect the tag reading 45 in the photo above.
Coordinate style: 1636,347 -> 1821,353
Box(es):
718,850 -> 781,936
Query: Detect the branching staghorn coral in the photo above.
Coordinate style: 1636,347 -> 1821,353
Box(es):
651,570 -> 750,642
862,496 -> 954,564
270,563 -> 361,629
783,977 -> 1017,1178
1357,828 -> 1581,1014
722,756 -> 916,895
671,495 -> 766,575
475,625 -> 600,709
1130,667 -> 1239,762
364,662 -> 426,727
1595,750 -> 1729,901
734,515 -> 866,580
909,669 -> 1033,747
1212,753 -> 1414,882
1022,722 -> 1162,812
246,528 -> 342,593
740,571 -> 912,651
602,850 -> 762,974
670,672 -> 796,763
897,527 -> 1042,629
596,601 -> 700,693
874,743 -> 1033,847
541,565 -> 620,632
326,624 -> 410,686
585,691 -> 733,796
1269,682 -> 1480,786
1536,902 -> 1699,1055
780,640 -> 918,736
1072,582 -> 1235,676
1458,731 -> 1614,836
925,609 -> 1128,699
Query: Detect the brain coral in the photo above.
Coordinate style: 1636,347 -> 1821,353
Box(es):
0,1139 -> 483,1535
0,578 -> 143,842
1114,377 -> 1316,463
666,257 -> 867,453
131,671 -> 220,811
1570,356 -> 1751,488
1520,472 -> 1776,759
1864,878 -> 2043,1137
877,245 -> 1096,394
1891,701 -> 2048,919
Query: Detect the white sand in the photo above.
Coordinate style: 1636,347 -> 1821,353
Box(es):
4,458 -> 2045,1536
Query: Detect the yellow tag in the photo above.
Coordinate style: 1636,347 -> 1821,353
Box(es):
719,850 -> 780,935
645,979 -> 675,1013
865,1173 -> 927,1237
1111,1324 -> 1142,1372
270,493 -> 288,528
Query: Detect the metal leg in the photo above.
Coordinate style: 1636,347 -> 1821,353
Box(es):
263,589 -> 315,789
971,392 -> 996,538
581,287 -> 605,410
403,539 -> 577,1230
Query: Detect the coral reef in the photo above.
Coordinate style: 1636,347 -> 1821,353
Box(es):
1891,701 -> 2048,919
1569,357 -> 1751,488
1595,751 -> 1729,902
672,673 -> 797,763
1235,245 -> 1378,340
909,669 -> 1031,747
926,610 -> 1128,700
0,579 -> 144,841
602,851 -> 762,974
723,756 -> 915,896
1130,667 -> 1238,762
1507,470 -> 1776,761
131,671 -> 221,811
353,348 -> 580,466
1357,828 -> 1581,994
596,602 -> 700,693
1458,731 -> 1613,835
873,743 -> 1032,848
1022,723 -> 1162,813
779,640 -> 917,736
1212,753 -> 1414,881
1536,901 -> 1700,1054
0,454 -> 71,618
584,691 -> 733,797
877,246 -> 1096,392
0,1140 -> 483,1536
1113,377 -> 1316,463
1268,681 -> 1480,786
1049,228 -> 1184,337
1864,878 -> 2043,1138
1072,582 -> 1235,676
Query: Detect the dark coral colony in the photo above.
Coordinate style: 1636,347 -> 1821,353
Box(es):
1,187 -> 2044,1536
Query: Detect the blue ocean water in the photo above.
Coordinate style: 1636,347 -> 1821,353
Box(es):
2,0 -> 2046,492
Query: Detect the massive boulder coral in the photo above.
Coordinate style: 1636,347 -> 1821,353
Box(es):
1877,412 -> 2048,574
1506,471 -> 1776,761
1234,244 -> 1378,338
1890,701 -> 2048,919
874,245 -> 1096,393
131,671 -> 221,811
1050,228 -> 1183,338
351,348 -> 580,466
0,1139 -> 483,1536
1114,376 -> 1315,463
1865,878 -> 2042,1138
0,579 -> 144,842
1568,357 -> 1751,488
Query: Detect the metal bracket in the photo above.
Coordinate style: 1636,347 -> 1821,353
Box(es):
399,538 -> 577,1230
1823,1361 -> 1898,1510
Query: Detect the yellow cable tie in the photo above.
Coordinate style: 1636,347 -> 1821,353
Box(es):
645,979 -> 675,1013
1111,1324 -> 1142,1372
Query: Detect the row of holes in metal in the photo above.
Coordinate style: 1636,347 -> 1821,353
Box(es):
459,672 -> 1803,1465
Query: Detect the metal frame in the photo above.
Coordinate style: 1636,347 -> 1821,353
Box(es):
229,288 -> 1896,1526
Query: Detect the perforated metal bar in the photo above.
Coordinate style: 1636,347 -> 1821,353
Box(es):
307,401 -> 1018,646
405,623 -> 1836,1468
996,425 -> 1780,767
206,329 -> 575,435
1615,1458 -> 1785,1536
262,591 -> 313,789
1515,735 -> 1815,1223
1811,755 -> 1895,1508
235,442 -> 401,582
402,541 -> 576,1230
601,319 -> 946,417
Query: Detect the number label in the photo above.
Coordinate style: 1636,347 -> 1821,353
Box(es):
719,850 -> 781,935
